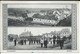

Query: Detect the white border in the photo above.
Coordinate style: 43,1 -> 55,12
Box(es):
0,1 -> 79,53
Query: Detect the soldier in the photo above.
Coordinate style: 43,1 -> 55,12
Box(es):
14,39 -> 17,46
29,39 -> 31,45
40,38 -> 44,47
53,35 -> 56,45
50,39 -> 53,44
44,39 -> 48,48
34,40 -> 35,44
21,40 -> 23,45
59,37 -> 64,49
24,39 -> 26,45
57,36 -> 60,44
37,40 -> 38,44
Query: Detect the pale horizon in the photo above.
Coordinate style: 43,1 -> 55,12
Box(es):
8,27 -> 71,36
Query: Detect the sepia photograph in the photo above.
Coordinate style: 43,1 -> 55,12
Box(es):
7,27 -> 72,50
8,4 -> 72,27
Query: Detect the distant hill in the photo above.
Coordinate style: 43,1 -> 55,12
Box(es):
8,8 -> 29,17
56,14 -> 71,26
8,18 -> 25,26
8,8 -> 69,17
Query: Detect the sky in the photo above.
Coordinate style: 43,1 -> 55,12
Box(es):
8,4 -> 71,9
8,27 -> 71,36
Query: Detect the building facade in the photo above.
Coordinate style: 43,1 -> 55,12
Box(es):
60,28 -> 71,37
32,18 -> 59,25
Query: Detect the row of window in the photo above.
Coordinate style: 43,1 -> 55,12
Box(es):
33,18 -> 55,23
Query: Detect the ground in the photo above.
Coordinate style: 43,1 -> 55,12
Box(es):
8,40 -> 71,50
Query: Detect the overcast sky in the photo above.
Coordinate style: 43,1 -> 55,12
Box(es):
8,27 -> 71,36
8,4 -> 71,9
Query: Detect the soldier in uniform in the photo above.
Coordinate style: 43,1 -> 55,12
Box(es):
40,38 -> 44,47
57,36 -> 60,44
21,40 -> 23,45
44,39 -> 48,48
24,39 -> 26,45
14,39 -> 17,46
59,37 -> 64,49
53,35 -> 56,45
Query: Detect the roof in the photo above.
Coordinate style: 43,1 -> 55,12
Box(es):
19,31 -> 32,37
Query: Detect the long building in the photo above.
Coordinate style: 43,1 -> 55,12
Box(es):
42,28 -> 71,39
19,31 -> 42,40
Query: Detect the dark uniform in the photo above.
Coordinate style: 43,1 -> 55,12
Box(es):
59,38 -> 64,49
21,40 -> 23,45
14,39 -> 17,46
57,36 -> 60,44
24,39 -> 26,45
44,39 -> 48,48
53,36 -> 56,45
37,40 -> 38,44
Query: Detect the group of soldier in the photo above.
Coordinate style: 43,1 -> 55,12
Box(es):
40,35 -> 66,49
14,39 -> 41,46
13,35 -> 66,49
14,39 -> 27,46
